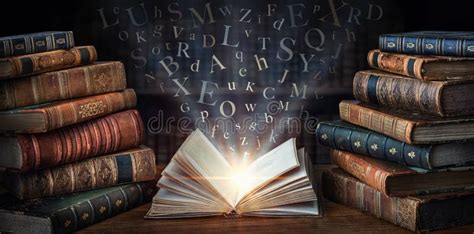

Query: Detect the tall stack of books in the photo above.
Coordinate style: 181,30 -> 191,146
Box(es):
317,31 -> 474,232
0,32 -> 159,233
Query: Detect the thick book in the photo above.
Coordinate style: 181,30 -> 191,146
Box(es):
3,146 -> 157,200
339,100 -> 474,144
0,109 -> 144,172
146,129 -> 320,218
330,149 -> 474,196
368,49 -> 474,81
0,61 -> 126,110
0,181 -> 157,233
0,46 -> 97,79
323,168 -> 474,232
379,31 -> 474,57
316,120 -> 474,170
0,89 -> 136,133
353,70 -> 474,117
0,31 -> 74,58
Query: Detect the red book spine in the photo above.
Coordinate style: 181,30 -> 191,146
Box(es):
17,109 -> 144,172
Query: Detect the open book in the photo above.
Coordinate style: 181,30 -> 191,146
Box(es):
145,129 -> 320,218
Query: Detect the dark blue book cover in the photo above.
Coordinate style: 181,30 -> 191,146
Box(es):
0,31 -> 74,58
0,182 -> 156,233
379,31 -> 474,57
316,120 -> 474,170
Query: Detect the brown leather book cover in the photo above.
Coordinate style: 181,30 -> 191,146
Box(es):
330,149 -> 415,195
330,149 -> 474,196
0,46 -> 97,79
323,168 -> 474,232
339,100 -> 474,144
3,146 -> 157,200
353,70 -> 474,117
0,109 -> 144,172
368,49 -> 474,81
0,89 -> 136,133
0,62 -> 126,110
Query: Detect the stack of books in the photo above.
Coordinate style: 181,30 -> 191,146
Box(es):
317,31 -> 474,232
0,31 -> 159,233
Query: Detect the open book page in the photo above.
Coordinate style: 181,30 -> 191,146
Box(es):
236,148 -> 309,209
158,160 -> 224,206
146,159 -> 228,218
146,129 -> 319,218
175,130 -> 239,208
234,138 -> 300,206
237,148 -> 319,215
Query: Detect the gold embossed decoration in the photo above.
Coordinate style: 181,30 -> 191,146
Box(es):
99,206 -> 107,214
95,158 -> 115,186
321,133 -> 328,140
81,213 -> 89,221
115,199 -> 123,207
61,51 -> 76,65
38,56 -> 53,69
354,141 -> 362,148
389,148 -> 398,155
94,72 -> 113,92
78,101 -> 106,118
370,144 -> 378,151
64,219 -> 72,228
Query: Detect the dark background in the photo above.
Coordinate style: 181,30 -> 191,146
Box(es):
1,0 -> 472,164
1,0 -> 473,37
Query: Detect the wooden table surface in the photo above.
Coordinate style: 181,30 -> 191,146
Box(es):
79,200 -> 474,233
78,165 -> 474,233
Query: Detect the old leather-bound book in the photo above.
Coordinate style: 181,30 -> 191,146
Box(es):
0,31 -> 74,58
339,100 -> 474,144
146,130 -> 320,219
0,181 -> 157,233
330,149 -> 474,197
0,109 -> 144,172
0,89 -> 136,133
0,61 -> 126,110
0,46 -> 97,79
353,70 -> 474,117
3,146 -> 157,200
316,120 -> 474,170
379,31 -> 474,57
368,49 -> 474,81
323,168 -> 474,232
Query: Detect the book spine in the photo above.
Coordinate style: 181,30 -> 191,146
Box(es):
16,109 -> 144,172
0,62 -> 127,110
31,89 -> 136,133
367,50 -> 427,80
322,169 -> 419,231
1,46 -> 97,79
353,71 -> 445,116
330,149 -> 392,195
316,122 -> 433,169
50,181 -> 157,233
379,34 -> 474,57
7,147 -> 156,200
0,31 -> 74,58
339,101 -> 416,144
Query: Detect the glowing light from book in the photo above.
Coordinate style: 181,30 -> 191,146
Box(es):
230,152 -> 253,189
231,169 -> 253,189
